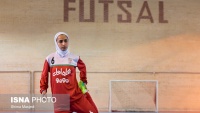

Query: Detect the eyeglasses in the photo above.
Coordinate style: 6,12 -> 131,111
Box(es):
57,39 -> 68,43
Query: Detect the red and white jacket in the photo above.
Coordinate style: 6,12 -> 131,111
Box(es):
40,52 -> 87,102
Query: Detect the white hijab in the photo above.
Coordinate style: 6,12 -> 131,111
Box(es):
54,32 -> 70,57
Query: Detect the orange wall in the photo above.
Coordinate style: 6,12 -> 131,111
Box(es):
0,0 -> 200,111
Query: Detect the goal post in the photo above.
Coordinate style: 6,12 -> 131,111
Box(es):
109,80 -> 158,112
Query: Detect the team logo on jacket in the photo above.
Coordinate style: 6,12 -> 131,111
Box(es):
68,58 -> 72,64
53,68 -> 71,84
56,78 -> 69,83
53,68 -> 71,76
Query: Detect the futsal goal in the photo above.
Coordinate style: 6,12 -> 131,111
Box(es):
109,80 -> 158,112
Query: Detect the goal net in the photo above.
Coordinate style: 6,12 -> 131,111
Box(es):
109,80 -> 158,112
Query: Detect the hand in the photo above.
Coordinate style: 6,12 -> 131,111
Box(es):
84,83 -> 87,89
42,90 -> 47,97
